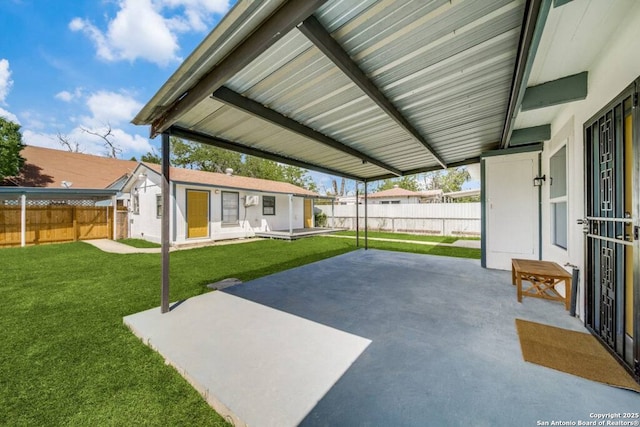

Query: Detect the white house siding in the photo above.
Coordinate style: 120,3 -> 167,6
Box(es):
128,176 -> 306,244
128,174 -> 165,243
173,184 -> 305,244
317,203 -> 480,236
540,5 -> 640,315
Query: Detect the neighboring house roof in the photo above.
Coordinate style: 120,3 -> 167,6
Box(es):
368,187 -> 423,199
443,189 -> 481,199
2,145 -> 138,189
137,163 -> 318,197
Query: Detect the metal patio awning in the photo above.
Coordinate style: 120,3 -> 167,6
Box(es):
133,0 -> 541,182
0,187 -> 119,201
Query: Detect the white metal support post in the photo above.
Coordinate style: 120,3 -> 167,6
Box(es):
161,133 -> 170,314
20,194 -> 26,247
112,195 -> 117,240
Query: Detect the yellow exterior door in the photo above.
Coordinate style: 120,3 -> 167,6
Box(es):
187,190 -> 209,238
304,199 -> 313,228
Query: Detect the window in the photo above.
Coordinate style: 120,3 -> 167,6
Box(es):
156,194 -> 162,218
263,196 -> 275,215
222,191 -> 239,224
132,191 -> 140,215
550,145 -> 567,249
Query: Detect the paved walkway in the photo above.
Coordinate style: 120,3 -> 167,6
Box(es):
83,238 -> 261,254
123,250 -> 639,426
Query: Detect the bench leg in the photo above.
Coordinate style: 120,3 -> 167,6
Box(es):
564,278 -> 571,311
516,274 -> 523,303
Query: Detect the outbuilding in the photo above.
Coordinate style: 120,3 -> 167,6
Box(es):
121,163 -> 319,244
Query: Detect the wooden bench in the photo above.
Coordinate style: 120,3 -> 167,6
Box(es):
511,259 -> 572,310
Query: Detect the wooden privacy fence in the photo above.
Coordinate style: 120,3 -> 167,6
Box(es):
316,203 -> 481,237
0,205 -> 128,247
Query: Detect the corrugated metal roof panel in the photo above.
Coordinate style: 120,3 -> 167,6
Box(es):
135,0 -> 529,180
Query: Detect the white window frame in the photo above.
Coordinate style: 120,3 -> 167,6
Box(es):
132,191 -> 140,215
263,195 -> 276,215
549,143 -> 568,250
222,191 -> 239,225
156,194 -> 162,218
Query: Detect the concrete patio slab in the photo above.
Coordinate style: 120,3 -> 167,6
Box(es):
124,292 -> 371,427
124,249 -> 639,426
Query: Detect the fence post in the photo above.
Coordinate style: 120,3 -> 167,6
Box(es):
107,206 -> 113,240
72,206 -> 78,241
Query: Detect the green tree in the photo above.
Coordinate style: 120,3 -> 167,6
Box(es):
169,137 -> 318,191
171,137 -> 242,172
421,167 -> 470,193
375,175 -> 420,191
140,149 -> 161,164
0,117 -> 25,180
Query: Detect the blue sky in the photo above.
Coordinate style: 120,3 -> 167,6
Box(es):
0,0 -> 477,194
0,0 -> 233,158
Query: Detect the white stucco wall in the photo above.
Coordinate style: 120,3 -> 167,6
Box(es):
537,4 -> 640,316
128,174 -> 165,243
127,176 -> 307,244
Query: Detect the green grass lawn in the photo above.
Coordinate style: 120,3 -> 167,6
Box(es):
334,230 -> 459,243
0,236 -> 479,426
362,239 -> 480,259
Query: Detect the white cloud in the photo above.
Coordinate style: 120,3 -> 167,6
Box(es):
55,88 -> 84,102
85,90 -> 143,126
160,0 -> 231,32
70,0 -> 231,66
55,91 -> 74,102
0,59 -> 13,105
23,89 -> 152,157
0,59 -> 18,123
0,107 -> 20,124
70,3 -> 178,66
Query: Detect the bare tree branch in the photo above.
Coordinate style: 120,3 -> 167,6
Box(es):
56,132 -> 83,153
81,124 -> 122,158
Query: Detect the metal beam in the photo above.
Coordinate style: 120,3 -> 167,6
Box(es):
213,86 -> 402,176
366,157 -> 481,183
510,124 -> 551,145
298,15 -> 447,169
521,72 -> 588,111
151,0 -> 329,136
169,126 -> 364,181
500,0 -> 550,149
553,0 -> 573,7
481,142 -> 544,158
